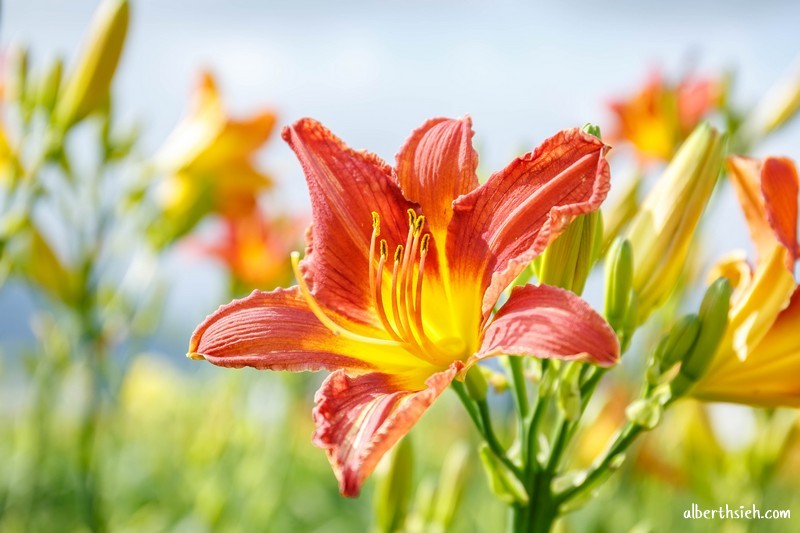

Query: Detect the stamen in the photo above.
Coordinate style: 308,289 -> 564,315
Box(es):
409,233 -> 448,358
373,250 -> 403,342
369,212 -> 380,298
290,252 -> 401,346
391,245 -> 413,341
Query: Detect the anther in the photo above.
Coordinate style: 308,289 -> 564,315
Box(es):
394,244 -> 404,263
407,208 -> 417,228
413,215 -> 425,236
420,233 -> 431,254
371,211 -> 381,235
380,239 -> 388,257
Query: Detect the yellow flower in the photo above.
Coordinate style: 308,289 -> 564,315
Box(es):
692,156 -> 800,407
155,71 -> 276,239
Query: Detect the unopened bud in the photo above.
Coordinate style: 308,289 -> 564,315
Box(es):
8,46 -> 29,104
740,60 -> 800,143
54,0 -> 129,129
656,313 -> 701,372
430,443 -> 470,531
671,278 -> 732,397
374,436 -> 414,533
464,365 -> 488,402
478,445 -> 528,505
625,398 -> 662,429
37,57 -> 63,114
625,123 -> 725,321
604,237 -> 634,333
557,363 -> 582,422
539,211 -> 602,294
601,174 -> 641,255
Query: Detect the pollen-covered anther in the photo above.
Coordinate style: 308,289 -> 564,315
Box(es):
371,211 -> 381,235
369,212 -> 381,296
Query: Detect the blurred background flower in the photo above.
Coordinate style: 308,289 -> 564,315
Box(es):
2,1 -> 800,531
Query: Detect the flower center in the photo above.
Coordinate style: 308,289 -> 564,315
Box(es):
290,209 -> 457,366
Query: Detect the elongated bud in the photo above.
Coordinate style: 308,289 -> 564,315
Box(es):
13,224 -> 76,305
625,123 -> 725,321
54,0 -> 129,129
478,445 -> 528,505
374,436 -> 414,533
671,278 -> 732,397
604,237 -> 634,333
430,443 -> 470,531
601,174 -> 641,255
464,365 -> 488,402
8,46 -> 30,105
37,57 -> 63,114
539,211 -> 602,294
657,314 -> 701,372
740,60 -> 800,143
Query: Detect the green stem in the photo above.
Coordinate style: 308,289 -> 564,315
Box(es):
507,357 -> 530,419
475,400 -> 524,481
555,422 -> 643,506
452,383 -> 524,483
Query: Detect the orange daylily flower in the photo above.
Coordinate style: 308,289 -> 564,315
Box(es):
155,70 -> 276,231
200,209 -> 304,290
189,117 -> 620,496
692,156 -> 800,407
609,71 -> 720,161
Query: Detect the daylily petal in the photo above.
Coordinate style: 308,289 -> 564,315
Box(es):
448,128 -> 611,317
761,157 -> 800,264
692,288 -> 800,407
395,117 -> 479,235
312,363 -> 460,497
282,118 -> 418,327
476,284 -> 619,367
727,156 -> 800,267
724,243 -> 795,362
189,287 -> 425,374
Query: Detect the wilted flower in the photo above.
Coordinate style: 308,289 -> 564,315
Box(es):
692,156 -> 800,406
189,117 -> 620,496
609,71 -> 721,161
154,71 -> 276,241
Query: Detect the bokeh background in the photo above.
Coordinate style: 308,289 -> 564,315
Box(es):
2,1 -> 800,531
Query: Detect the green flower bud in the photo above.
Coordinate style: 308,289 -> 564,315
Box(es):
557,363 -> 582,422
430,443 -> 470,531
8,46 -> 29,105
374,436 -> 414,533
478,445 -> 529,505
464,365 -> 488,402
54,0 -> 129,129
625,398 -> 662,429
625,123 -> 725,321
740,62 -> 800,143
656,313 -> 701,372
37,56 -> 63,114
671,278 -> 732,398
604,237 -> 634,333
601,174 -> 641,255
538,211 -> 602,295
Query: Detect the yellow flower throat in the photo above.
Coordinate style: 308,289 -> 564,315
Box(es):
292,209 -> 464,366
